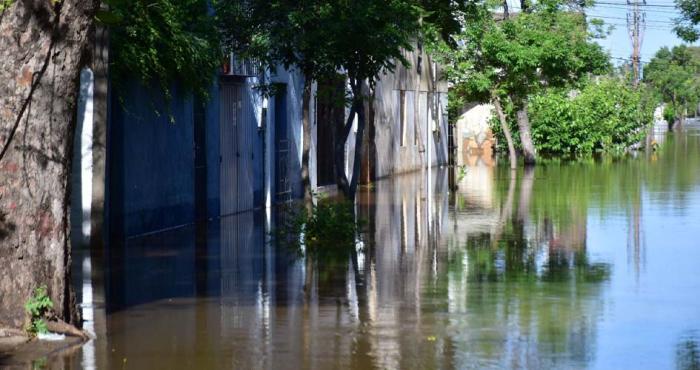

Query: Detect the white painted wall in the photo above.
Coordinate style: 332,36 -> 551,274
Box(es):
455,103 -> 494,166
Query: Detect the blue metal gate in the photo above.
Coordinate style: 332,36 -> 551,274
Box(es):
220,79 -> 257,215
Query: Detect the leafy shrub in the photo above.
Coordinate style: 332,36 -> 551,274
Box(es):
490,80 -> 653,158
277,198 -> 363,260
528,79 -> 653,157
25,286 -> 53,335
663,104 -> 677,125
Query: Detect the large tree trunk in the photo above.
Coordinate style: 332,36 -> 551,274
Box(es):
334,79 -> 364,199
0,0 -> 96,330
334,103 -> 356,198
347,94 -> 367,199
493,96 -> 517,170
301,80 -> 312,202
515,100 -> 536,165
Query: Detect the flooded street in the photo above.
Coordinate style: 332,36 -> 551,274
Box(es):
63,124 -> 700,369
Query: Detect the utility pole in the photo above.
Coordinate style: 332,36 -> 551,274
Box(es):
627,0 -> 646,86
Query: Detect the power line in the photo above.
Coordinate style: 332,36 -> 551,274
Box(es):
612,56 -> 651,63
588,14 -> 675,24
592,5 -> 680,15
595,1 -> 677,8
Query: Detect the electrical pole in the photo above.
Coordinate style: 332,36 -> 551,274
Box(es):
627,0 -> 646,86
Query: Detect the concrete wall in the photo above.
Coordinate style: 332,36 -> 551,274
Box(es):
368,48 -> 450,180
454,103 -> 496,167
305,47 -> 450,190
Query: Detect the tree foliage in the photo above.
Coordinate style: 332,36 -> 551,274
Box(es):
432,0 -> 609,165
217,0 -> 421,88
527,79 -> 653,156
674,0 -> 700,42
105,0 -> 222,99
643,45 -> 700,123
436,0 -> 609,109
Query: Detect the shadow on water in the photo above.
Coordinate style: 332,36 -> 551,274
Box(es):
53,123 -> 700,369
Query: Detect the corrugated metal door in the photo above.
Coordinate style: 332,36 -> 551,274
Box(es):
220,82 -> 240,216
220,81 -> 258,215
237,87 -> 255,211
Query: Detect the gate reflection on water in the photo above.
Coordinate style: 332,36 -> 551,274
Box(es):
65,124 -> 700,369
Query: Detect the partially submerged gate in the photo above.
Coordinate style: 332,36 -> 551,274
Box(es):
274,87 -> 292,202
220,78 -> 258,215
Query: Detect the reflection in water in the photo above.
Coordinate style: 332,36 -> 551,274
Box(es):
55,123 -> 700,369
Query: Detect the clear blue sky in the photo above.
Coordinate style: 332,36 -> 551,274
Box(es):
587,0 -> 688,66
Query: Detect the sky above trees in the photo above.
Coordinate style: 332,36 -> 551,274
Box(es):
501,0 -> 686,67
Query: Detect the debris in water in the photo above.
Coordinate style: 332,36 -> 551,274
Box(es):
37,332 -> 65,341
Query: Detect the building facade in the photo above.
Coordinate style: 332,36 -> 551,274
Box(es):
74,47 -> 449,240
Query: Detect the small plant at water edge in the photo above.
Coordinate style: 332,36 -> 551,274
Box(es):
25,286 -> 53,335
277,198 -> 364,259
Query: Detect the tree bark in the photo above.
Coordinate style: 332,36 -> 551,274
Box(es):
301,79 -> 312,202
493,96 -> 517,170
0,0 -> 96,330
515,100 -> 536,165
334,104 -> 355,198
348,93 -> 366,199
334,78 -> 364,199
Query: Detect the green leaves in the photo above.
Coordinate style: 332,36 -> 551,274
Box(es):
0,0 -> 14,12
110,0 -> 222,100
218,0 -> 421,98
277,199 -> 363,260
438,0 -> 609,107
643,45 -> 700,123
25,286 -> 53,335
527,79 -> 653,157
95,9 -> 122,26
674,0 -> 700,42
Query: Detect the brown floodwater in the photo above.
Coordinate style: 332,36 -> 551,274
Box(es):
46,123 -> 700,368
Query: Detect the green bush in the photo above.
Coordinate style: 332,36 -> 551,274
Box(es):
663,104 -> 677,125
527,80 -> 653,157
277,198 -> 363,260
25,286 -> 53,335
491,80 -> 654,158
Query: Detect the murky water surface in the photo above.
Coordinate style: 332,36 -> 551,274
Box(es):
66,124 -> 700,369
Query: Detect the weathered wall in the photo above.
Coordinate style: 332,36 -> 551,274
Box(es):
0,0 -> 96,329
368,48 -> 450,180
307,47 -> 450,190
455,103 -> 496,167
